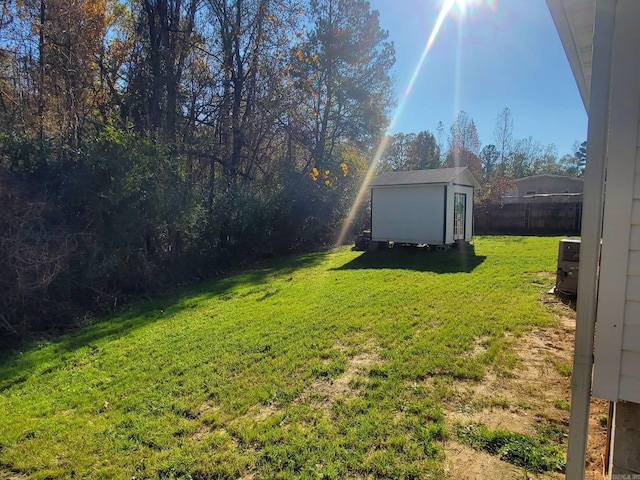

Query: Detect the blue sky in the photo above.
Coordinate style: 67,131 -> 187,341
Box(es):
367,0 -> 588,157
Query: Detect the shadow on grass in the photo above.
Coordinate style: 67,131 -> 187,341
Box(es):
0,250 -> 330,386
334,246 -> 486,273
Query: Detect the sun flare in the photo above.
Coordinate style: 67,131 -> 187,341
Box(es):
454,0 -> 476,13
454,0 -> 495,14
335,0 -> 495,246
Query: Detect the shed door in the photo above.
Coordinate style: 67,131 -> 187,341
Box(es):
454,193 -> 466,241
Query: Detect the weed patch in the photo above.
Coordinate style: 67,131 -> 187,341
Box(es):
454,422 -> 565,473
553,360 -> 572,377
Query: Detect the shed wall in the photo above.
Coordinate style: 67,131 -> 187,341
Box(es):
371,185 -> 445,244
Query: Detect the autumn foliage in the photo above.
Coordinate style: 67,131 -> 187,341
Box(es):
0,0 -> 394,337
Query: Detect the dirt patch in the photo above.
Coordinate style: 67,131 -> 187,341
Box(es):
299,340 -> 382,412
535,272 -> 556,278
191,401 -> 230,442
443,299 -> 608,479
191,424 -> 212,440
444,441 -> 535,479
586,400 -> 608,478
465,335 -> 491,358
238,339 -> 384,423
251,404 -> 280,421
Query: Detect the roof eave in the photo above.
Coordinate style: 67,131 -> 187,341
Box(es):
546,0 -> 594,114
370,181 -> 450,188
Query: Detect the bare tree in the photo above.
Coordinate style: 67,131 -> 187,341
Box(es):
493,107 -> 513,170
125,0 -> 199,137
445,111 -> 482,180
436,120 -> 445,164
448,110 -> 480,157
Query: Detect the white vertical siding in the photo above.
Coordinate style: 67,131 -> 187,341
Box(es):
626,301 -> 640,327
631,226 -> 640,251
618,376 -> 640,401
618,107 -> 640,402
592,0 -> 640,402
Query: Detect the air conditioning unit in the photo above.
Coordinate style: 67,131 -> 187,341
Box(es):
556,238 -> 580,295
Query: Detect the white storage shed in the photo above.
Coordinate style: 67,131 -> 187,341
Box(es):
369,167 -> 480,246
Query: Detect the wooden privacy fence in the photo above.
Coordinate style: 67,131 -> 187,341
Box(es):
474,202 -> 582,235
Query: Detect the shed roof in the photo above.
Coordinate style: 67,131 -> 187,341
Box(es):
369,167 -> 479,188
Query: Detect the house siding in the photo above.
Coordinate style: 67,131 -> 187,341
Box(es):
619,112 -> 640,402
592,0 -> 640,403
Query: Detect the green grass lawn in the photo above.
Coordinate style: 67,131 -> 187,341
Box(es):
0,236 -> 565,479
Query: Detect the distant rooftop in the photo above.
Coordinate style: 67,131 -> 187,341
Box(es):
512,174 -> 584,183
